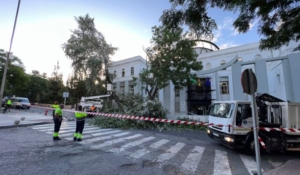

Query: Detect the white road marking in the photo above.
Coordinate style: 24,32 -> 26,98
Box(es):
39,126 -> 96,131
180,146 -> 205,174
78,132 -> 131,144
91,130 -> 121,136
156,142 -> 185,163
59,130 -> 120,138
240,154 -> 263,174
32,124 -> 77,129
130,139 -> 169,159
90,134 -> 143,149
64,135 -> 93,140
47,128 -> 100,134
213,150 -> 232,175
107,136 -> 155,153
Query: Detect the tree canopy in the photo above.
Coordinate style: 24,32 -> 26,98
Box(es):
161,0 -> 300,51
63,14 -> 118,96
134,26 -> 202,100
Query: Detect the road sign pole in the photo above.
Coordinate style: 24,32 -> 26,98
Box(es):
248,69 -> 262,175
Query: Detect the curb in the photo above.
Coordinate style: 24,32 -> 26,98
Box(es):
0,122 -> 53,129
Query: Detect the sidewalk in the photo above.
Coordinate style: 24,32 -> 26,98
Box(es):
263,159 -> 300,175
0,109 -> 53,129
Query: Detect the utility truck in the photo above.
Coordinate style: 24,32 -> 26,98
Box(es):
79,94 -> 111,112
207,93 -> 300,153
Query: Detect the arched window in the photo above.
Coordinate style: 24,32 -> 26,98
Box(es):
131,67 -> 134,76
114,70 -> 117,78
255,54 -> 262,60
122,69 -> 125,77
206,63 -> 211,70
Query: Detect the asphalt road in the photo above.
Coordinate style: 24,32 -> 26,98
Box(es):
1,119 -> 300,175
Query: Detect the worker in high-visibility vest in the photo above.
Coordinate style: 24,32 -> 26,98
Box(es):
6,98 -> 12,112
74,106 -> 87,142
51,101 -> 59,118
53,104 -> 64,140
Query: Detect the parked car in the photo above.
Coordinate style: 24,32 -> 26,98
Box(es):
11,97 -> 31,109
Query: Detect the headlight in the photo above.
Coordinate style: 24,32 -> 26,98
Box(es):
207,129 -> 211,134
224,137 -> 234,142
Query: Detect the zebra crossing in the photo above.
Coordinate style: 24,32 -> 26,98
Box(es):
30,122 -> 272,175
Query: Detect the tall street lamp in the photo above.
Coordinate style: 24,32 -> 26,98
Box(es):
0,0 -> 21,104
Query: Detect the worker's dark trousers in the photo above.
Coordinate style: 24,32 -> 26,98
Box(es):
53,118 -> 62,134
75,120 -> 85,134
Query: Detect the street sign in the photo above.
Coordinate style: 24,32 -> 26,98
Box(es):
63,92 -> 69,98
241,69 -> 257,95
241,68 -> 262,175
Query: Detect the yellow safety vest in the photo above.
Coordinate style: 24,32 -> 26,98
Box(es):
75,111 -> 87,119
6,100 -> 12,105
52,104 -> 59,109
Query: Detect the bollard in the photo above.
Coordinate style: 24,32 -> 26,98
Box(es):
44,110 -> 48,116
14,120 -> 20,125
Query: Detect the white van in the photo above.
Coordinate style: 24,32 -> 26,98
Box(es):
11,97 -> 31,109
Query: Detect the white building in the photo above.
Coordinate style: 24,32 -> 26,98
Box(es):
110,41 -> 300,119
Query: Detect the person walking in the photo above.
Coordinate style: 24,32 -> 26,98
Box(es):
53,104 -> 64,141
74,106 -> 87,142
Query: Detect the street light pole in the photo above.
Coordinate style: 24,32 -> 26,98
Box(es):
0,0 -> 21,104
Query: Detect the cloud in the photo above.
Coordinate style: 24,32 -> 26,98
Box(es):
221,17 -> 234,30
212,27 -> 222,43
249,18 -> 259,30
219,42 -> 239,50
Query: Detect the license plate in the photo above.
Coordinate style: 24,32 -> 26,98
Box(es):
213,132 -> 219,137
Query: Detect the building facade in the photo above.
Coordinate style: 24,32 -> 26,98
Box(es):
110,41 -> 300,119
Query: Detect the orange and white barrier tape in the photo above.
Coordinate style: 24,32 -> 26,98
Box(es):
32,105 -> 300,133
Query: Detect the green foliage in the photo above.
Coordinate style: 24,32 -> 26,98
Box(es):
161,0 -> 300,51
48,61 -> 65,103
102,93 -> 168,118
0,49 -> 29,98
135,25 -> 202,99
89,114 -> 207,131
27,70 -> 50,103
63,14 -> 118,95
89,92 -> 207,131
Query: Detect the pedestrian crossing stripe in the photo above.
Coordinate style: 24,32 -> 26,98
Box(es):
78,132 -> 131,144
107,136 -> 155,154
180,146 -> 204,174
30,122 -> 268,175
156,142 -> 186,165
38,126 -> 97,132
90,134 -> 143,149
130,139 -> 170,159
214,150 -> 232,175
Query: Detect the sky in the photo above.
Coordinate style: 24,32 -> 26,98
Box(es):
0,0 -> 261,84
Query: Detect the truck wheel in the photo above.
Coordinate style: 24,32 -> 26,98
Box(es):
246,139 -> 263,155
246,139 -> 256,155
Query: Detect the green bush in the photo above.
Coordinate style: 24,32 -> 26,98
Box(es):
89,93 -> 207,131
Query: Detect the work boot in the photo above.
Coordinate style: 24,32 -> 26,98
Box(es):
53,137 -> 61,140
77,138 -> 82,142
73,137 -> 77,141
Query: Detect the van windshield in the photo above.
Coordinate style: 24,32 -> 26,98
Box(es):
18,99 -> 29,103
209,103 -> 235,118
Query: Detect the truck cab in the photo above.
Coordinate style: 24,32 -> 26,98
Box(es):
206,93 -> 300,153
